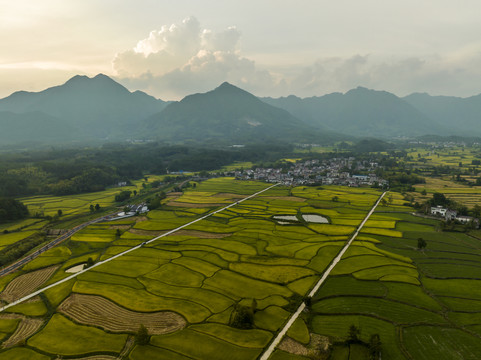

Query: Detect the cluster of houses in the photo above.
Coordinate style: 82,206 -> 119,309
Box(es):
430,205 -> 478,225
231,158 -> 389,187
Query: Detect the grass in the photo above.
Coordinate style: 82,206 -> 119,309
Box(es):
74,280 -> 211,323
0,348 -> 50,360
229,262 -> 316,284
203,269 -> 293,299
139,276 -> 233,313
151,328 -> 262,360
254,306 -> 291,332
190,323 -> 272,348
145,263 -> 205,287
312,296 -> 446,324
5,299 -> 48,316
402,325 -> 481,360
28,314 -> 127,355
310,314 -> 405,360
286,317 -> 310,344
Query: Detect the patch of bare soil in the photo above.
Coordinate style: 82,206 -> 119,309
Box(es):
0,266 -> 59,303
167,192 -> 183,197
279,334 -> 330,359
175,230 -> 231,239
108,225 -> 131,230
135,216 -> 149,222
128,229 -> 166,236
59,293 -> 186,335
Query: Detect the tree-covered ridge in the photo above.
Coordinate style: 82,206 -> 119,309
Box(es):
0,142 -> 293,197
0,198 -> 28,222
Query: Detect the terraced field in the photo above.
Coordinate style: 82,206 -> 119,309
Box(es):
0,179 -> 382,359
18,174 -> 165,218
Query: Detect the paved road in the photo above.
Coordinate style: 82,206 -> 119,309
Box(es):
0,213 -> 117,278
258,191 -> 387,360
0,183 -> 280,313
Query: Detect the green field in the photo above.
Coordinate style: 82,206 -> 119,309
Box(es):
1,177 -> 479,359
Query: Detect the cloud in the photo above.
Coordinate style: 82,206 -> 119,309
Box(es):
113,17 -> 481,100
113,17 -> 277,99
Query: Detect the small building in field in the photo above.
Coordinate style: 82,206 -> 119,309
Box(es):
431,206 -> 447,216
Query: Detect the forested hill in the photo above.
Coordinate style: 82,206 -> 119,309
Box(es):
0,74 -> 168,141
0,143 -> 293,198
138,82 -> 339,143
261,87 -> 446,138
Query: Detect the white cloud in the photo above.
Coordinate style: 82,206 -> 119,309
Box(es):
113,16 -> 276,99
113,17 -> 481,100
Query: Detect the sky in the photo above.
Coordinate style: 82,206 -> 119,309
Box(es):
1,0 -> 481,100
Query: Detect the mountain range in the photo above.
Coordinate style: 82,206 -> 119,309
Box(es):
0,73 -> 481,146
262,87 -> 449,138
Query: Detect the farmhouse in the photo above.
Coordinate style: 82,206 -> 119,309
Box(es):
431,206 -> 457,220
431,206 -> 447,216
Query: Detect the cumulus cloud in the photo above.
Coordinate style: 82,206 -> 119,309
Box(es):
113,17 -> 276,99
113,17 -> 481,100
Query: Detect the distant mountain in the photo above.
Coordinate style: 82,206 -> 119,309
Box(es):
403,93 -> 481,136
0,111 -> 77,145
139,82 -> 337,143
0,74 -> 168,139
262,87 -> 446,138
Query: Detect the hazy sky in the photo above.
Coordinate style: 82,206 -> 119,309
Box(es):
2,0 -> 481,99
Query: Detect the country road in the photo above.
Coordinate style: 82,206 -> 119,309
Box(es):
258,191 -> 387,360
0,183 -> 280,313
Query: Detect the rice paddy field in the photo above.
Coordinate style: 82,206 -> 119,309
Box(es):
406,146 -> 481,207
274,193 -> 481,360
1,177 -> 480,359
18,174 -> 166,218
0,178 -> 384,359
414,177 -> 481,208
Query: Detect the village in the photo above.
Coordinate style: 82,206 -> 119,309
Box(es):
230,157 -> 389,187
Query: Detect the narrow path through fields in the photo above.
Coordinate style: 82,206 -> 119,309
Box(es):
258,191 -> 387,360
0,183 -> 280,313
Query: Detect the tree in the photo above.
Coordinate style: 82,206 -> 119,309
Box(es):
116,229 -> 122,238
473,204 -> 481,218
133,190 -> 137,196
332,196 -> 339,202
89,204 -> 94,212
135,324 -> 150,345
57,209 -> 63,217
95,203 -> 100,211
369,334 -> 382,360
417,237 -> 427,250
115,190 -> 132,202
86,257 -> 94,267
347,324 -> 360,343
421,189 -> 427,196
230,304 -> 254,329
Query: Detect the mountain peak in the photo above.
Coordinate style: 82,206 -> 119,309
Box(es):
214,81 -> 247,94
